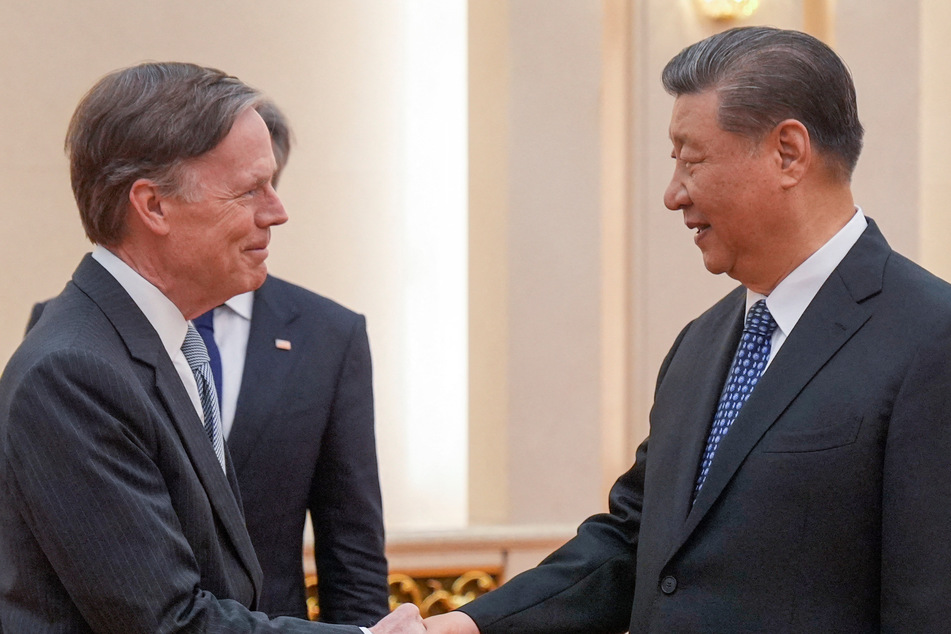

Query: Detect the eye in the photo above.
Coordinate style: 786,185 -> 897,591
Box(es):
671,150 -> 696,167
241,184 -> 266,198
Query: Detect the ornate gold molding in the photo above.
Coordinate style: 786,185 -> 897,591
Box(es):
306,568 -> 500,621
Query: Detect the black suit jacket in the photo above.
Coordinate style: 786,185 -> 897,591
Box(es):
461,220 -> 951,632
227,275 -> 389,623
0,255 -> 359,633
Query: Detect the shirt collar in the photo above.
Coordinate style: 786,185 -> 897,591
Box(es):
222,291 -> 254,321
747,207 -> 868,336
91,245 -> 188,357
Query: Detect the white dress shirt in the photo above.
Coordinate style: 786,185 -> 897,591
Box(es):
205,292 -> 253,439
749,207 -> 868,368
91,246 -> 205,422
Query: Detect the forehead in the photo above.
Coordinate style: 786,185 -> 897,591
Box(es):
190,108 -> 275,183
668,90 -> 721,145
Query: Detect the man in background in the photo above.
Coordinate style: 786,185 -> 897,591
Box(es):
426,26 -> 951,632
192,101 -> 391,623
1,61 -> 418,633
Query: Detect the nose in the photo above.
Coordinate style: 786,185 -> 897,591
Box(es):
664,170 -> 690,211
258,184 -> 288,228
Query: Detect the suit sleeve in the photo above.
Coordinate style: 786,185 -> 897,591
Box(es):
880,327 -> 951,630
456,324 -> 693,633
457,321 -> 697,634
308,315 -> 391,625
0,349 -> 360,634
457,450 -> 643,634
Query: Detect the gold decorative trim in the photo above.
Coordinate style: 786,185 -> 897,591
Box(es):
306,568 -> 501,621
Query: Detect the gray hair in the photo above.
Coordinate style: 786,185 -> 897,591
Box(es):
662,27 -> 863,181
66,62 -> 262,246
255,99 -> 293,187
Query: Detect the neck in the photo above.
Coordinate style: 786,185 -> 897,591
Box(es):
743,185 -> 855,295
107,243 -> 209,320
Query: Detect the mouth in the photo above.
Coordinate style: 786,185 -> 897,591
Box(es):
685,220 -> 711,242
245,244 -> 270,259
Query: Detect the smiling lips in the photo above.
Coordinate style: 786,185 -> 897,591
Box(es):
244,242 -> 270,260
685,219 -> 711,244
245,233 -> 271,254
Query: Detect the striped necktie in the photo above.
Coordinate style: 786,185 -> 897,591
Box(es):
181,323 -> 226,472
191,310 -> 223,407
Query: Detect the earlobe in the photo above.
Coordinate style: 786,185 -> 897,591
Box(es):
775,119 -> 810,188
129,179 -> 171,236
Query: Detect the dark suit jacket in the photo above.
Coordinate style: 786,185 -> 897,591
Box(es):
227,275 -> 389,623
461,219 -> 951,633
0,255 -> 359,633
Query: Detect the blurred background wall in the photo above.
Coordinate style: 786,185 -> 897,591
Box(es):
2,0 -> 949,539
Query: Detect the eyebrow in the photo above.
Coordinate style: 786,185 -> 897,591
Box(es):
246,168 -> 275,189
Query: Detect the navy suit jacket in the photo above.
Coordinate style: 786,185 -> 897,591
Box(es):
227,275 -> 389,623
0,255 -> 359,633
461,220 -> 951,632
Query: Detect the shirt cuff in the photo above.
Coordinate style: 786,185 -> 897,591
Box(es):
360,628 -> 373,634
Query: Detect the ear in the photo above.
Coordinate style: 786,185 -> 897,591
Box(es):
128,178 -> 172,236
774,119 -> 811,189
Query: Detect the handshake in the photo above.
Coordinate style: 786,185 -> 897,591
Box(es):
369,605 -> 479,633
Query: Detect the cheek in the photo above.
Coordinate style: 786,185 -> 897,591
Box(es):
219,213 -> 255,244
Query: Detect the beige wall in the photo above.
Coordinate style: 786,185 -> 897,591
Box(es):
0,0 -> 464,530
3,0 -> 950,535
467,0 -> 951,530
921,0 -> 951,276
0,0 -> 407,371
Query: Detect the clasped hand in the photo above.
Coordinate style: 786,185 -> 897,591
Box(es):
368,605 -> 479,633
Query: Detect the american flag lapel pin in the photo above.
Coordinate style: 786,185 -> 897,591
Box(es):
275,338 -> 292,351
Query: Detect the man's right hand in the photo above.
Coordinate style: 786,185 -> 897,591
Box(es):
369,603 -> 426,633
422,611 -> 480,633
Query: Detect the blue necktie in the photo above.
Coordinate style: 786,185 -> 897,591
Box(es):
192,310 -> 223,408
694,300 -> 777,498
181,323 -> 226,472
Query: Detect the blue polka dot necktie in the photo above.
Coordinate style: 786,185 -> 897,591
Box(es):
181,323 -> 226,473
694,299 -> 777,499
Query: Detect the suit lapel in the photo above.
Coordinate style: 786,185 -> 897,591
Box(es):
677,221 -> 888,547
71,255 -> 263,595
652,289 -> 746,530
227,276 -> 301,473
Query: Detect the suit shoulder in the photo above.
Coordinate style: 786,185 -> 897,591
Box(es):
260,275 -> 365,327
884,251 -> 951,299
1,308 -> 134,424
686,285 -> 746,331
23,286 -> 118,354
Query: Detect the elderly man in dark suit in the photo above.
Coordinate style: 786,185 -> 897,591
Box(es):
0,62 -> 420,633
23,101 -> 391,626
426,26 -> 951,633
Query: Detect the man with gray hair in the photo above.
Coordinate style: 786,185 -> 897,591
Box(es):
426,26 -> 951,633
190,100 -> 391,624
0,62 -> 421,633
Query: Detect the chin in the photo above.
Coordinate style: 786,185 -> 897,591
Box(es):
246,267 -> 269,291
701,259 -> 728,276
221,272 -> 267,302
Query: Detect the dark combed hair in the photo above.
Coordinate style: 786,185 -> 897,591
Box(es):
662,26 -> 864,181
66,62 -> 262,245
